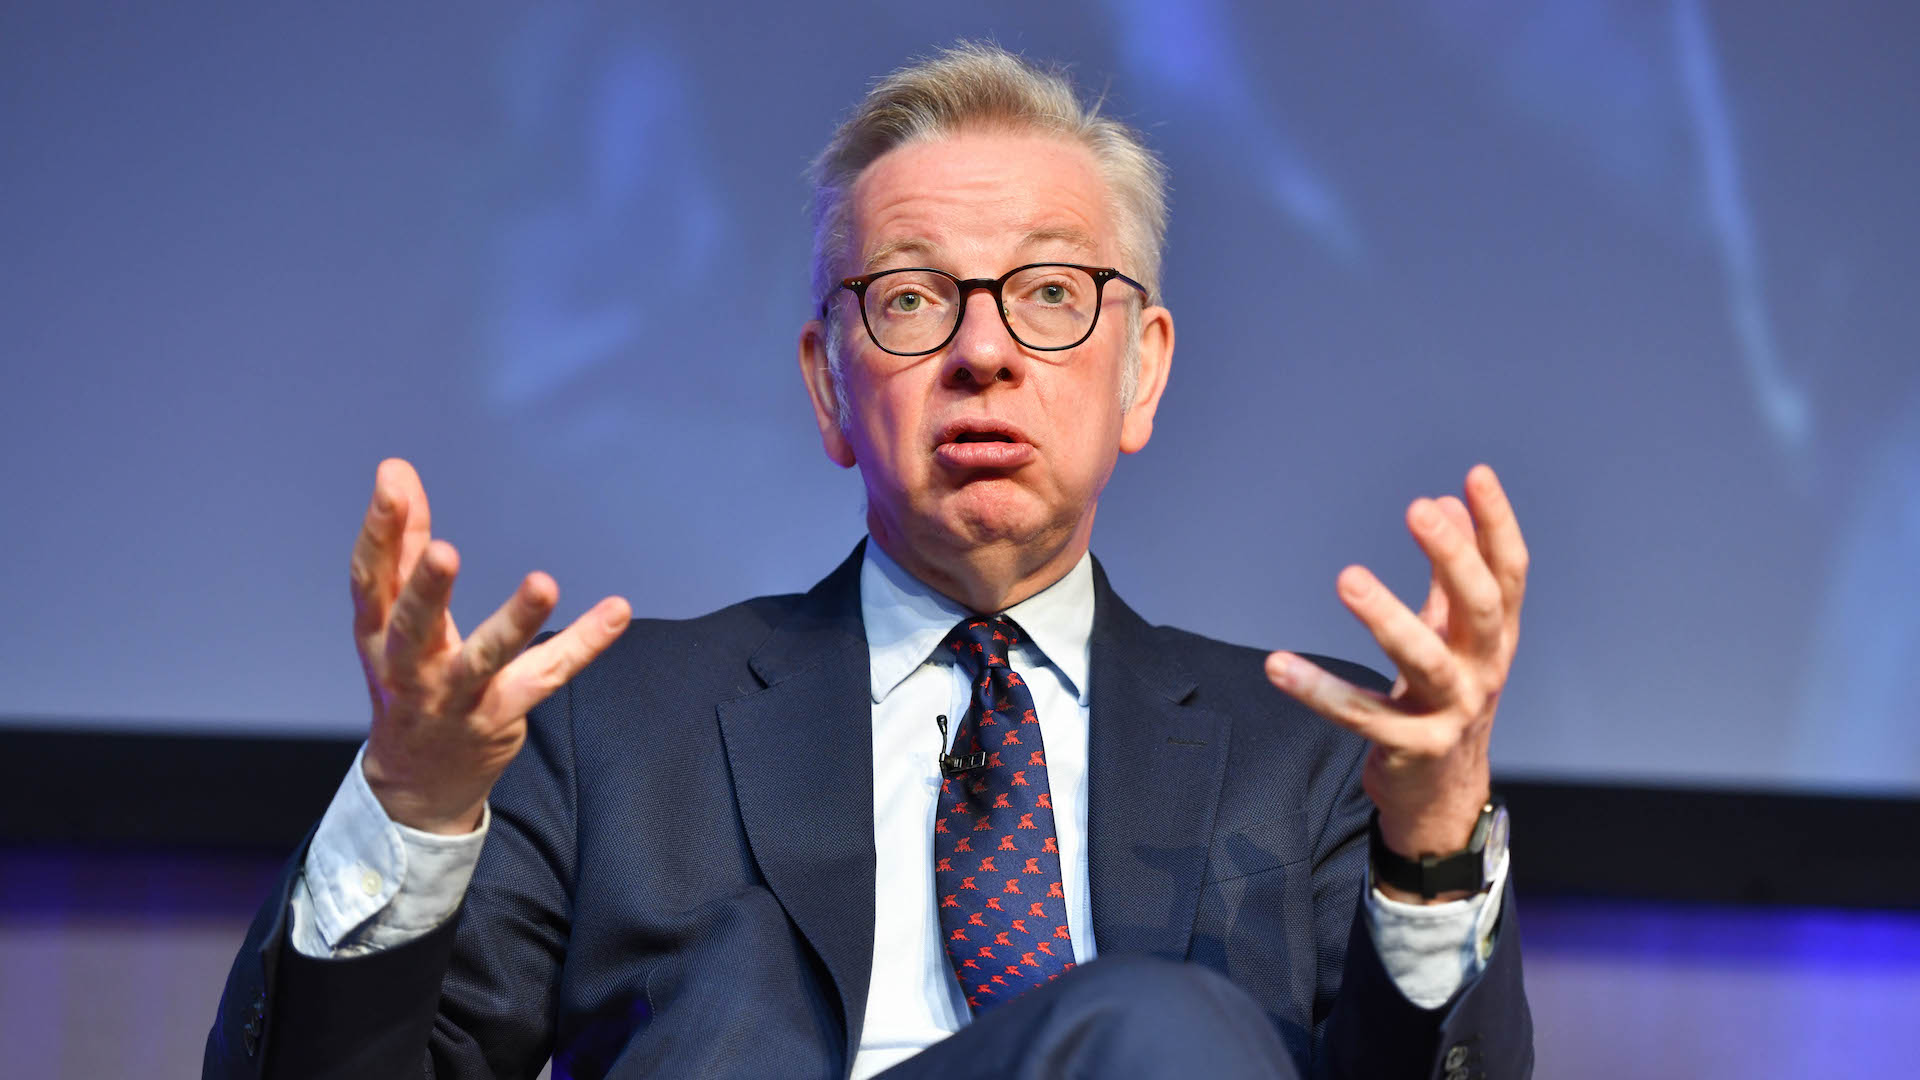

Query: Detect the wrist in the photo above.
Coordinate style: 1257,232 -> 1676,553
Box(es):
1375,804 -> 1483,861
361,752 -> 487,835
1369,797 -> 1508,904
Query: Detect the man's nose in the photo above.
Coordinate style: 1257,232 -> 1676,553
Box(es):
942,289 -> 1026,389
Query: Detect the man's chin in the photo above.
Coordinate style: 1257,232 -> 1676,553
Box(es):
926,484 -> 1059,550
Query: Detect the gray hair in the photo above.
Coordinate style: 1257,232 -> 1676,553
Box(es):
808,42 -> 1167,417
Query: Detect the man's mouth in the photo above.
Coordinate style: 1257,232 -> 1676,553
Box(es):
935,418 -> 1031,446
935,419 -> 1037,470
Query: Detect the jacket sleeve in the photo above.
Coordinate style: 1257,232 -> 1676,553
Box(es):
203,678 -> 581,1080
1324,875 -> 1532,1078
1303,659 -> 1534,1080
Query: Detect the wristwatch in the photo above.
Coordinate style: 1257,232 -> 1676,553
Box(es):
1369,797 -> 1509,900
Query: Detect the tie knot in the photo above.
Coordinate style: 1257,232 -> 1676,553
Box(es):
943,616 -> 1021,677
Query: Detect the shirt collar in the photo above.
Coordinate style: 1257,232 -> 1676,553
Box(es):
860,539 -> 1094,707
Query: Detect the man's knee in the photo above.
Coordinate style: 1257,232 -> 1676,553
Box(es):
1033,957 -> 1296,1079
1050,956 -> 1241,1013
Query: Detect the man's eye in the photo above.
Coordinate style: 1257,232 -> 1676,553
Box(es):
1034,283 -> 1071,305
888,291 -> 927,313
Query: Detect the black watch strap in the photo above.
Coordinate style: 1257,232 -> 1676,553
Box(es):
1368,799 -> 1504,900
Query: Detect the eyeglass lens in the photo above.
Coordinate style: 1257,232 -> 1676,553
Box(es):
863,266 -> 1099,353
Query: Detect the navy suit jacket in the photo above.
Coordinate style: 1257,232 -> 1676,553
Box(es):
206,542 -> 1532,1079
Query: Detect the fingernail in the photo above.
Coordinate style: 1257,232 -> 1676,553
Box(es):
1411,500 -> 1440,530
1268,653 -> 1297,686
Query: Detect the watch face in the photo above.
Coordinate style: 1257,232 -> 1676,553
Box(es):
1483,805 -> 1510,884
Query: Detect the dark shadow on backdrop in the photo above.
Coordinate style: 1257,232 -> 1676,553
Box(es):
3,726 -> 1916,910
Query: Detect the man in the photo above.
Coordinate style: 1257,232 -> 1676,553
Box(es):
208,44 -> 1532,1079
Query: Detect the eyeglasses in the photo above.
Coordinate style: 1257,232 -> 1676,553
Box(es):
823,263 -> 1149,357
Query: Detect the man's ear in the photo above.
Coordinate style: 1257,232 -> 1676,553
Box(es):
1119,305 -> 1174,454
799,319 -> 857,467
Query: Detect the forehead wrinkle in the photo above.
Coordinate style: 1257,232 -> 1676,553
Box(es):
1015,225 -> 1099,262
850,134 -> 1116,276
862,222 -> 1101,277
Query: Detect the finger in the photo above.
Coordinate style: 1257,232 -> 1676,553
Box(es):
379,458 -> 434,585
349,468 -> 408,641
386,538 -> 460,673
1336,565 -> 1460,707
450,571 -> 561,697
1435,495 -> 1474,544
1417,575 -> 1449,636
490,597 -> 632,719
1265,651 -> 1439,751
1464,464 -> 1529,617
1418,496 -> 1473,634
1408,496 -> 1504,655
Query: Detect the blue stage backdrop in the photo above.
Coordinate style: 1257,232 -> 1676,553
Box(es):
2,1 -> 1916,795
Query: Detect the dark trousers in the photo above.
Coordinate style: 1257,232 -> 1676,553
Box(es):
877,957 -> 1302,1080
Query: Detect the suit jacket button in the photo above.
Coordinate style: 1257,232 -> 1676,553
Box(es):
1444,1044 -> 1469,1069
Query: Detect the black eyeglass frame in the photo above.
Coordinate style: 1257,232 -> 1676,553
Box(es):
821,262 -> 1150,357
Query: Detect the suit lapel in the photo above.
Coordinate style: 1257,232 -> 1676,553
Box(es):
712,546 -> 1235,1057
1085,558 -> 1232,961
715,542 -> 877,1066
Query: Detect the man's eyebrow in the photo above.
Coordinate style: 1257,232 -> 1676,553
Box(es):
862,237 -> 939,273
1017,226 -> 1098,258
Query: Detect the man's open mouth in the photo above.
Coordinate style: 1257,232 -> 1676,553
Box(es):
934,420 -> 1037,470
935,419 -> 1031,447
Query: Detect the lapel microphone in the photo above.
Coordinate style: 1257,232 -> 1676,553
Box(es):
934,714 -> 988,776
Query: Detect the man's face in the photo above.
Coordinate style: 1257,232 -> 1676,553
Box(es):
800,129 -> 1173,573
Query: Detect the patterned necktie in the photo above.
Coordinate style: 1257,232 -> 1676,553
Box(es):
932,616 -> 1076,1013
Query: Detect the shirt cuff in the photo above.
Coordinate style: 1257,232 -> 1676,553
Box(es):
1362,848 -> 1510,1010
287,743 -> 489,958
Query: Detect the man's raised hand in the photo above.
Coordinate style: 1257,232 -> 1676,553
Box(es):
1264,465 -> 1528,899
349,458 -> 631,834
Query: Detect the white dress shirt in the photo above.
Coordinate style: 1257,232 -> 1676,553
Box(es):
851,542 -> 1102,1074
290,541 -> 1505,1078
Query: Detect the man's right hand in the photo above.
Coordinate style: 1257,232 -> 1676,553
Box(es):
350,458 -> 632,834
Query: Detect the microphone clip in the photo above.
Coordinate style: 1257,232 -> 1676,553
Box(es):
935,713 -> 989,775
940,750 -> 989,776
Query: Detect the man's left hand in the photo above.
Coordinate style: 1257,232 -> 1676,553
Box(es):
1265,464 -> 1528,903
